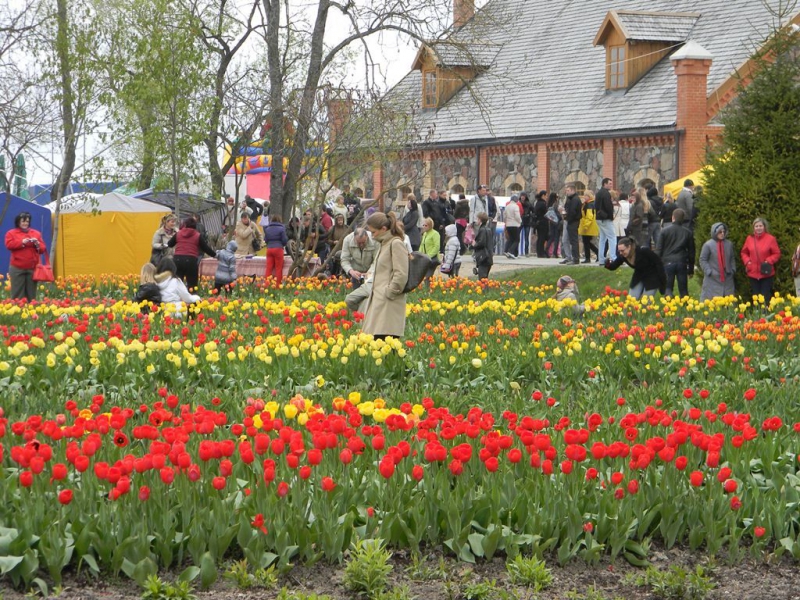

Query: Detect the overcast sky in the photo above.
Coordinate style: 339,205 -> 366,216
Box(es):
24,0 -> 487,186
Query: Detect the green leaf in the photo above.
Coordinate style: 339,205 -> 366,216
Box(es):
79,553 -> 100,575
468,533 -> 485,558
179,565 -> 201,582
0,555 -> 24,574
199,551 -> 217,589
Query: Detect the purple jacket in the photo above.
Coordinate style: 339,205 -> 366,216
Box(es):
263,222 -> 289,249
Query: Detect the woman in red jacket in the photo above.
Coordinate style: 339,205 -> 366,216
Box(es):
740,217 -> 781,306
4,212 -> 47,301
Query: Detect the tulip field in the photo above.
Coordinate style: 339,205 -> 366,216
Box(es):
1,274 -> 799,595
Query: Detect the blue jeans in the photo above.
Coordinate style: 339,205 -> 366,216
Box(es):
629,281 -> 657,299
664,262 -> 688,298
597,219 -> 616,262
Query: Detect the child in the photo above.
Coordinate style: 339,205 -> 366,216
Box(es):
441,224 -> 462,278
134,263 -> 162,313
554,275 -> 585,315
215,240 -> 238,294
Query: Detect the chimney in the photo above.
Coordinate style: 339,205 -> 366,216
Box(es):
454,0 -> 475,29
671,41 -> 713,176
326,90 -> 353,147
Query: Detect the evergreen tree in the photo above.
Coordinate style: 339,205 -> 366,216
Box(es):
698,28 -> 800,299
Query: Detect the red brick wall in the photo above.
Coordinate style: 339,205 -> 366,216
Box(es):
536,145 -> 550,192
673,58 -> 712,176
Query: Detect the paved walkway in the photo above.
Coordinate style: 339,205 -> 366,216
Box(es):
459,253 -> 606,276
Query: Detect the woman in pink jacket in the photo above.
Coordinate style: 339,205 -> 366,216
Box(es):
740,217 -> 781,306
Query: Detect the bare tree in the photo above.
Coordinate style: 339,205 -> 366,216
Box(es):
261,0 -> 462,221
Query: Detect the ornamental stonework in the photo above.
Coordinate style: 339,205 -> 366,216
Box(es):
550,150 -> 602,194
488,153 -> 537,195
382,157 -> 426,209
616,145 -> 677,194
431,155 -> 477,192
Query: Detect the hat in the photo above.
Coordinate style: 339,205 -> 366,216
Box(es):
444,224 -> 457,237
557,275 -> 574,290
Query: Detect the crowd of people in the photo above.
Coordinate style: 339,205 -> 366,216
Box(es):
4,177 -> 797,323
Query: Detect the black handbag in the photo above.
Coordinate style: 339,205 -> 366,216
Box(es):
404,252 -> 432,293
760,261 -> 772,276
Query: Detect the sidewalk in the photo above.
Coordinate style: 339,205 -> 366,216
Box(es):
460,253 -> 605,277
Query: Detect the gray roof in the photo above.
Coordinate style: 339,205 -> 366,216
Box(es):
428,41 -> 501,68
614,11 -> 700,42
384,0 -> 793,146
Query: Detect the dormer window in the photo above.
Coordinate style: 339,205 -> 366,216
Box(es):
413,42 -> 499,109
594,10 -> 700,91
423,70 -> 438,108
609,45 -> 626,89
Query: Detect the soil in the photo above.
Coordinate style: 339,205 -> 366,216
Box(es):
2,546 -> 799,599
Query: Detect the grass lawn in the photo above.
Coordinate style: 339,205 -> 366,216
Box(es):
496,264 -> 702,300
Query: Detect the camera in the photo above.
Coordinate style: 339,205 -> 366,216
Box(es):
359,275 -> 365,284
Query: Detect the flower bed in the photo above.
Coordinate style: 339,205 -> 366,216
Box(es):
1,275 -> 799,590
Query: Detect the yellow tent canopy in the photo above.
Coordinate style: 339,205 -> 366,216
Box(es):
55,192 -> 170,278
663,167 -> 710,197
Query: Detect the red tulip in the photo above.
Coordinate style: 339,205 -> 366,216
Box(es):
321,476 -> 336,492
58,489 -> 73,505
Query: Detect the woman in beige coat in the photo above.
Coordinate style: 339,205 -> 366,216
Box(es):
234,213 -> 263,256
361,212 -> 409,339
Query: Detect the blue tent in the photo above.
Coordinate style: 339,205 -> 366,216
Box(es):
0,192 -> 53,275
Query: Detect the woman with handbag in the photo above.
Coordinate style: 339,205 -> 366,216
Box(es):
545,193 -> 562,258
578,190 -> 599,263
361,212 -> 409,340
4,212 -> 48,301
740,217 -> 781,306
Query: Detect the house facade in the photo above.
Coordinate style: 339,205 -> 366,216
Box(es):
341,0 -> 799,204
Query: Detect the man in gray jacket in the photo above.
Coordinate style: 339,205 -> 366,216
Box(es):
340,228 -> 378,289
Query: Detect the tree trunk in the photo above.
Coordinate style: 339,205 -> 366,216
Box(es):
50,0 -> 80,264
263,0 -> 288,220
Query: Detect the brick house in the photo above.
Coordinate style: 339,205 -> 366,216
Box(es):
341,0 -> 799,204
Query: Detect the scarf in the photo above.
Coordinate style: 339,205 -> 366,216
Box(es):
717,241 -> 726,282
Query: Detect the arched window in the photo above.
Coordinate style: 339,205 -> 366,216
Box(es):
564,181 -> 586,195
507,182 -> 523,195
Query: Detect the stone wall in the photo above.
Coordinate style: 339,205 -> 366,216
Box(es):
616,145 -> 677,194
431,154 -> 477,193
549,149 -> 603,193
382,157 -> 426,210
487,153 -> 537,195
338,163 -> 375,198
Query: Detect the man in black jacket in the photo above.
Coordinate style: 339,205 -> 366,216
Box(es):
655,208 -> 695,298
422,189 -> 444,232
561,184 -> 582,265
595,177 -> 616,262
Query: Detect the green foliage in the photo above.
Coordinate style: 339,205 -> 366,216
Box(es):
461,578 -> 517,600
342,539 -> 393,597
505,554 -> 553,590
373,585 -> 415,600
632,565 -> 716,600
405,553 -> 446,581
275,588 -> 334,600
565,585 -> 624,600
140,574 -> 197,600
699,27 -> 800,298
224,559 -> 279,590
